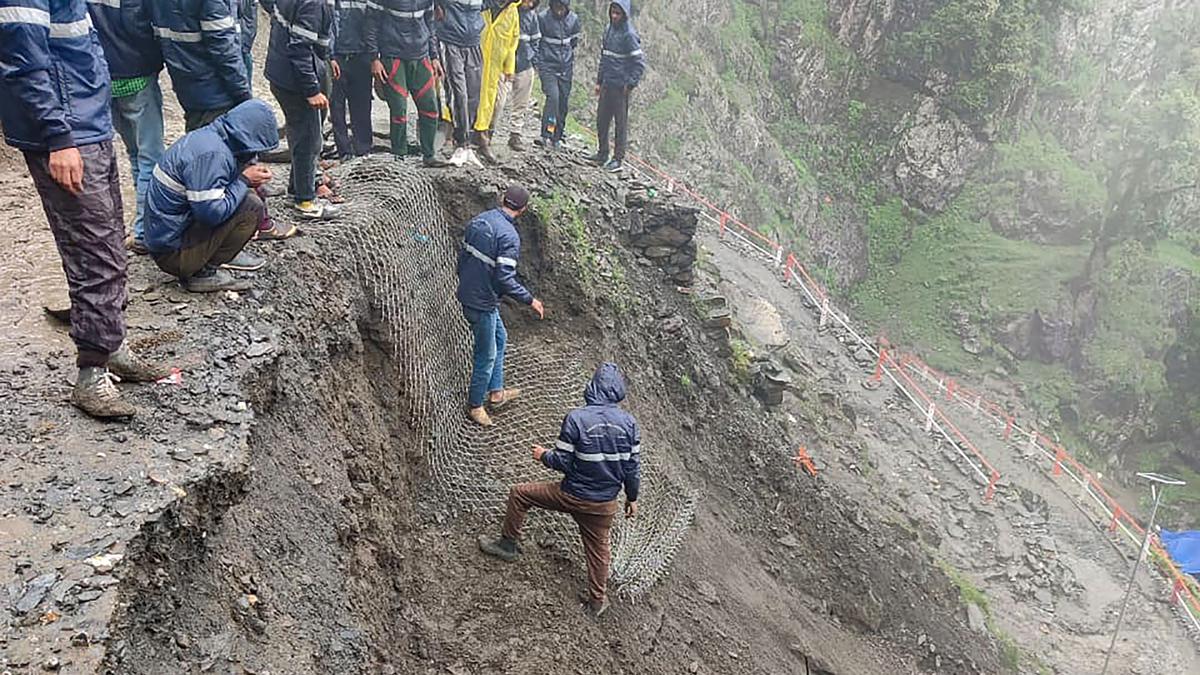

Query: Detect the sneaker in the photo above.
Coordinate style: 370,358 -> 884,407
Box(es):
476,137 -> 499,166
486,387 -> 522,410
587,153 -> 609,166
220,250 -> 266,272
468,406 -> 493,427
182,266 -> 252,293
477,535 -> 520,562
551,140 -> 563,151
602,159 -> 623,173
423,156 -> 449,168
107,341 -> 171,382
533,137 -> 548,148
294,199 -> 341,220
124,235 -> 148,255
508,134 -> 526,152
260,183 -> 286,198
72,367 -> 135,419
255,220 -> 299,241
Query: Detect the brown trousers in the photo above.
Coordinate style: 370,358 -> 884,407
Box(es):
153,192 -> 262,279
502,481 -> 618,603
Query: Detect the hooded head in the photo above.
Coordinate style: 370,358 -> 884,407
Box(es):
550,0 -> 569,17
210,99 -> 280,164
584,362 -> 627,406
609,0 -> 630,24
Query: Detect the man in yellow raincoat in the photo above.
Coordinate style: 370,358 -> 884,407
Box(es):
473,0 -> 522,164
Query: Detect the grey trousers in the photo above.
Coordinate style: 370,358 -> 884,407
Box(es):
24,141 -> 127,367
597,85 -> 631,161
441,43 -> 482,146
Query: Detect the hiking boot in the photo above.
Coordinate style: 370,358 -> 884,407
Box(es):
255,219 -> 299,241
508,133 -> 526,151
260,183 -> 286,198
182,266 -> 252,293
587,153 -> 608,166
486,387 -> 522,410
220,250 -> 266,272
107,341 -> 171,382
423,156 -> 449,168
533,137 -> 548,148
72,367 -> 135,419
468,406 -> 493,427
582,597 -> 609,620
476,136 -> 499,165
602,159 -> 623,173
124,234 -> 148,255
294,199 -> 341,220
477,535 -> 520,562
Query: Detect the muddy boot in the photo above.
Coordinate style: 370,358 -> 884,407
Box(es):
476,133 -> 498,165
486,387 -> 522,410
582,596 -> 609,620
468,406 -> 493,427
508,133 -> 525,152
107,341 -> 171,382
72,367 -> 135,419
477,535 -> 520,562
587,152 -> 608,166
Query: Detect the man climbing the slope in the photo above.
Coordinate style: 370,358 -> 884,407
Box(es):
479,362 -> 641,619
145,100 -> 280,293
589,0 -> 644,173
472,0 -> 521,164
0,0 -> 169,418
455,184 -> 545,427
367,0 -> 447,167
535,0 -> 579,149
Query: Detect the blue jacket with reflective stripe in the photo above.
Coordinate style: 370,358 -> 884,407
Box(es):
238,0 -> 256,54
367,0 -> 437,61
514,3 -> 538,73
333,0 -> 368,55
597,0 -> 641,87
434,0 -> 480,48
542,363 -> 642,503
0,0 -> 112,152
145,99 -> 279,254
148,0 -> 250,113
535,0 -> 577,76
85,0 -> 162,79
264,0 -> 333,96
455,207 -> 533,311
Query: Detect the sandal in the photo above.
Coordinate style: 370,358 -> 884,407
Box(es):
316,183 -> 345,204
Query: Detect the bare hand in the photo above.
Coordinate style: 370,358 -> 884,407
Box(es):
242,164 -> 272,187
331,59 -> 342,81
594,84 -> 601,97
432,59 -> 445,81
372,58 -> 387,84
307,92 -> 329,109
49,147 -> 84,194
532,445 -> 548,462
530,298 -> 545,319
625,501 -> 638,519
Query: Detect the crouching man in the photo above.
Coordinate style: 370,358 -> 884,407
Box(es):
479,362 -> 641,618
145,100 -> 280,293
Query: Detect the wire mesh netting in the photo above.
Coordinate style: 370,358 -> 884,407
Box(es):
289,157 -> 697,598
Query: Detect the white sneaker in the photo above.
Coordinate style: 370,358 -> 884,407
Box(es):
294,199 -> 341,220
447,146 -> 471,166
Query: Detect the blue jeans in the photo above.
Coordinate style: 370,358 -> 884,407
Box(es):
110,79 -> 164,242
464,306 -> 507,408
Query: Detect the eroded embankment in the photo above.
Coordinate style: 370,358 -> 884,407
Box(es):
96,157 -> 1002,675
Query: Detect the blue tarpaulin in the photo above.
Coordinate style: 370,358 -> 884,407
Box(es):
1160,530 -> 1200,576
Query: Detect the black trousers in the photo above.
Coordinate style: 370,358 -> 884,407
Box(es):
539,69 -> 572,141
331,52 -> 374,158
24,141 -> 126,367
597,85 -> 631,161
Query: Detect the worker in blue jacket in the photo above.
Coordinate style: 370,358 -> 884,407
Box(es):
0,0 -> 168,419
330,0 -> 374,158
148,0 -> 251,131
479,362 -> 641,619
436,0 -> 484,157
145,100 -> 280,293
367,0 -> 446,166
265,0 -> 341,220
455,184 -> 544,427
589,0 -> 644,173
534,0 -> 579,148
85,0 -> 164,255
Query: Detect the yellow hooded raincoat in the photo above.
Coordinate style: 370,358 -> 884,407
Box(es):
474,1 -> 522,133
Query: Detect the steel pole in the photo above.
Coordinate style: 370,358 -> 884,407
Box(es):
1100,484 -> 1164,675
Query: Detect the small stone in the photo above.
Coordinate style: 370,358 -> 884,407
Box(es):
688,661 -> 700,673
76,590 -> 102,603
113,481 -> 134,496
84,553 -> 123,574
171,448 -> 193,462
42,657 -> 61,671
777,534 -> 801,549
966,603 -> 987,634
15,572 -> 58,613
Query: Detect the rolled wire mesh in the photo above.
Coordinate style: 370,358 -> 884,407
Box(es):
287,157 -> 696,598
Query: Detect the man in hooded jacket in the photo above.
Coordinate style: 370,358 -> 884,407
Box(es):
145,100 -> 280,293
534,0 -> 579,148
589,0 -> 644,173
367,0 -> 446,166
479,362 -> 641,618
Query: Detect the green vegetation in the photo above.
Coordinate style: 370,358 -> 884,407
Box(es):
730,339 -> 754,382
938,560 -> 1027,673
993,126 -> 1105,214
532,192 -> 633,314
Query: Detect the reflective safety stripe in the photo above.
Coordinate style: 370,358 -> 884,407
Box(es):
48,15 -> 92,38
200,15 -> 236,31
0,6 -> 50,26
575,451 -> 634,462
519,32 -> 540,41
342,0 -> 369,8
272,7 -> 331,46
602,48 -> 642,58
187,187 -> 225,203
152,165 -> 187,195
85,0 -> 121,8
541,35 -> 574,45
367,1 -> 429,18
631,444 -> 641,454
555,440 -> 575,452
496,256 -> 517,268
463,242 -> 496,267
448,0 -> 482,7
153,26 -> 201,42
